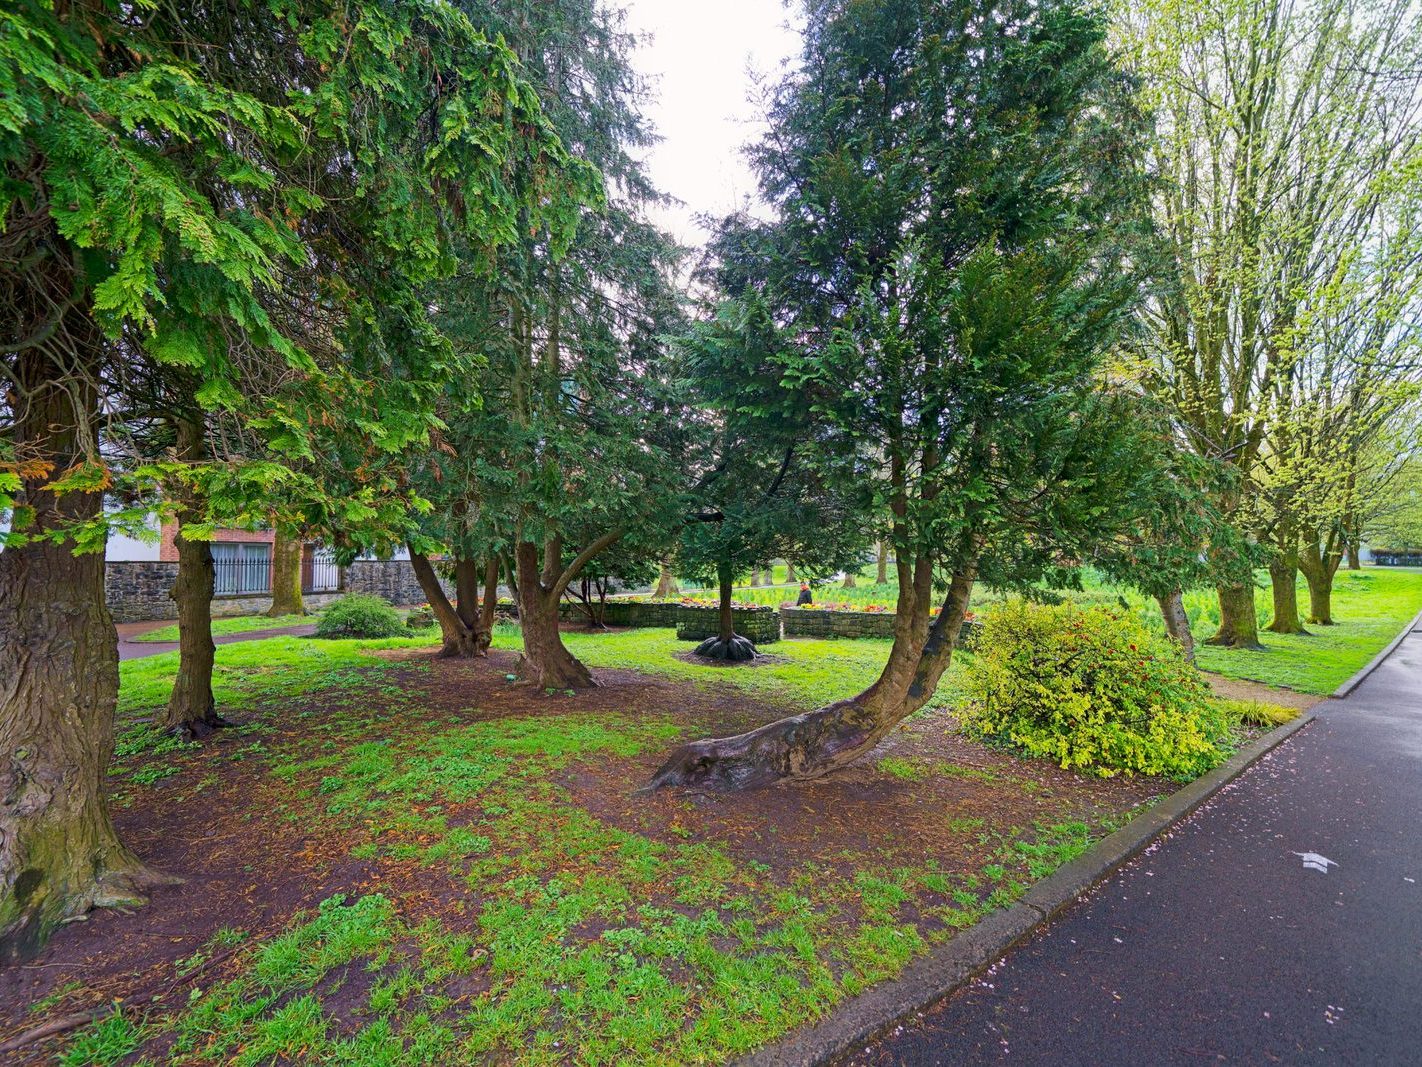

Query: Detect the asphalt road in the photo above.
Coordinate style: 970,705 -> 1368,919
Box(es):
852,623 -> 1422,1067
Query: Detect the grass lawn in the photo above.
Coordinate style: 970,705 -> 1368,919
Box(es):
0,626 -> 1278,1065
686,566 -> 1422,696
1192,568 -> 1422,694
135,613 -> 317,643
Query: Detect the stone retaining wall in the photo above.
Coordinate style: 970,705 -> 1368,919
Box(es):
675,605 -> 781,645
781,606 -> 981,649
557,599 -> 681,628
105,561 -> 348,622
343,559 -> 450,606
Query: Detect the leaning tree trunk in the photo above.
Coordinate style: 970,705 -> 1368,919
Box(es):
1266,556 -> 1307,635
1,346 -> 170,960
1206,582 -> 1263,649
1155,590 -> 1196,664
651,557 -> 974,791
514,540 -> 595,688
409,551 -> 489,658
267,531 -> 305,617
694,559 -> 756,662
653,560 -> 679,599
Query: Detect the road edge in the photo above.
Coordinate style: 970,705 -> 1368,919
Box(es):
736,708 -> 1318,1067
1331,606 -> 1422,699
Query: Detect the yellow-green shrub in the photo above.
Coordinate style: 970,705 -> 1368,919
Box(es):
960,600 -> 1232,779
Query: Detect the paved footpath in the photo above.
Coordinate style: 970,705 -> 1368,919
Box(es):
853,623 -> 1422,1067
116,620 -> 317,661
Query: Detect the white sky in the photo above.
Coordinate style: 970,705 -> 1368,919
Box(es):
619,0 -> 804,249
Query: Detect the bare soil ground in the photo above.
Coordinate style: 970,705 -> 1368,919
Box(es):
0,648 -> 1175,1063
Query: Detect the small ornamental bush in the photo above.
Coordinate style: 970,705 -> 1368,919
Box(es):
314,594 -> 406,639
960,600 -> 1232,779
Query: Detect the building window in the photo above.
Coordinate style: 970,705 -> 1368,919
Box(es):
302,547 -> 343,594
213,542 -> 272,595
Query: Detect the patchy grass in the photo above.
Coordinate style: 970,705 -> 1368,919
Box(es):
13,630 -> 1177,1065
134,613 -> 317,643
491,626 -> 968,711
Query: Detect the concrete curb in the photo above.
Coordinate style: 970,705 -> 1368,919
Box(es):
1331,607 -> 1422,699
737,709 -> 1318,1067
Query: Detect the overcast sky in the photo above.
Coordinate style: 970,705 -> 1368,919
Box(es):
619,0 -> 804,249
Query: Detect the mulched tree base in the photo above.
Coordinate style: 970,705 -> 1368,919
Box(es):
692,634 -> 758,662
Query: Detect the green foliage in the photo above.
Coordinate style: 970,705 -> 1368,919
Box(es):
961,601 -> 1234,778
314,595 -> 406,640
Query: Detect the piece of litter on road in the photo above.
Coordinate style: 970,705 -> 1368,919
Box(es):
1292,851 -> 1337,873
1405,876 -> 1415,883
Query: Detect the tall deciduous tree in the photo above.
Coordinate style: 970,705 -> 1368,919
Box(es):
650,0 -> 1158,790
1118,0 -> 1422,647
0,0 -> 582,956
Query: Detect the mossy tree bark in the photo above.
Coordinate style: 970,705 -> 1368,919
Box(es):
1299,530 -> 1342,625
267,532 -> 305,617
652,553 -> 977,790
1206,582 -> 1263,649
1156,589 -> 1196,663
409,551 -> 489,658
1,345 -> 170,961
1266,546 -> 1308,635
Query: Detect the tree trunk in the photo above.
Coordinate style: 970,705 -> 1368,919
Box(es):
1155,590 -> 1196,664
514,540 -> 595,688
719,561 -> 735,642
652,555 -> 975,791
1,346 -> 170,960
155,419 -> 228,740
653,560 -> 679,598
1299,535 -> 1341,626
267,532 -> 305,617
1205,582 -> 1263,649
785,562 -> 797,583
876,541 -> 888,585
692,560 -> 757,661
1265,557 -> 1308,635
409,551 -> 488,658
842,571 -> 857,589
749,568 -> 762,587
1347,542 -> 1362,571
480,558 -> 500,633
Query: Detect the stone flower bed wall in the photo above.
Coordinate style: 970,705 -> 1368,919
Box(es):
557,599 -> 681,627
675,605 -> 781,645
782,605 -> 981,649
